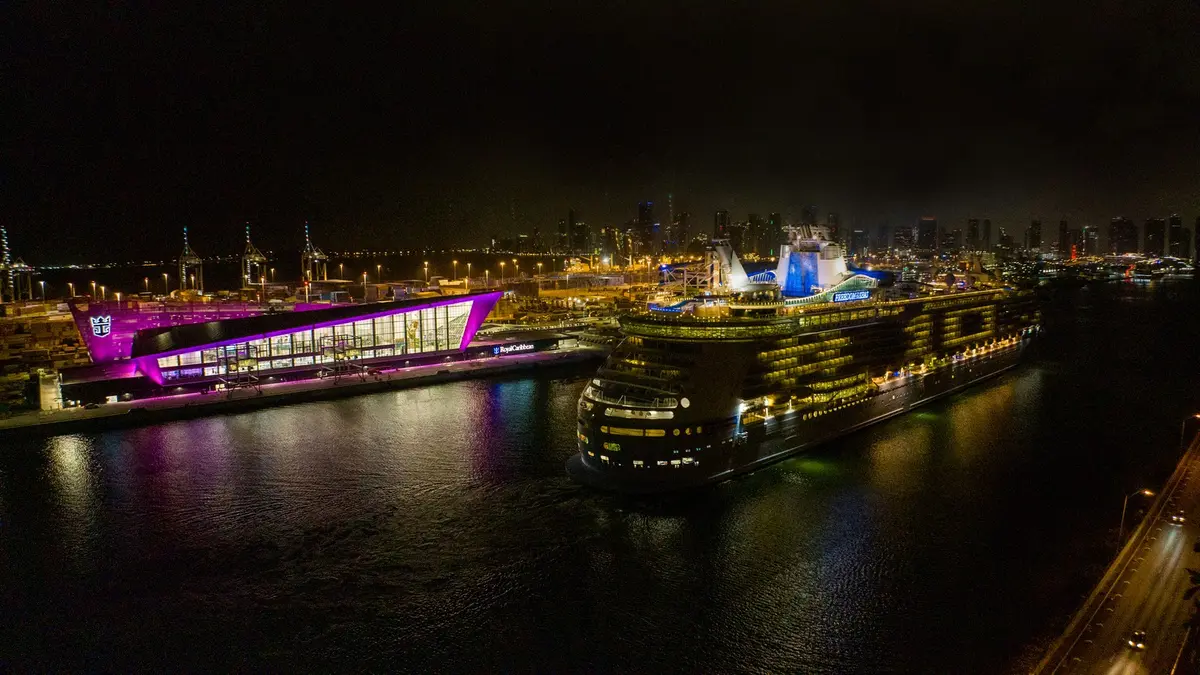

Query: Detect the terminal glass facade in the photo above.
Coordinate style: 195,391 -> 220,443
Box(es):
154,299 -> 474,382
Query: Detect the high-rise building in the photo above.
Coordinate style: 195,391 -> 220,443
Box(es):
556,218 -> 569,253
876,224 -> 891,252
1026,219 -> 1042,252
1167,214 -> 1186,258
636,202 -> 657,252
1082,225 -> 1100,256
893,225 -> 915,250
670,211 -> 691,254
714,209 -> 731,238
747,214 -> 766,256
997,227 -> 1015,254
827,213 -> 841,243
767,213 -> 784,254
916,217 -> 938,251
1109,217 -> 1138,255
982,219 -> 992,249
849,229 -> 870,257
801,205 -> 818,226
938,227 -> 958,251
727,222 -> 746,253
570,210 -> 590,255
1144,218 -> 1166,256
1058,220 -> 1069,256
967,218 -> 980,250
1066,228 -> 1082,259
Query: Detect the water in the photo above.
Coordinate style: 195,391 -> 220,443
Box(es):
2,281 -> 1198,673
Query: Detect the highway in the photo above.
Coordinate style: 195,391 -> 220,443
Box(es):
1040,435 -> 1200,674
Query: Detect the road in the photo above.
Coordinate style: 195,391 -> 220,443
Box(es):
1041,435 -> 1200,674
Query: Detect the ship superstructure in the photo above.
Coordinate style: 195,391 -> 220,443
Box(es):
568,227 -> 1040,492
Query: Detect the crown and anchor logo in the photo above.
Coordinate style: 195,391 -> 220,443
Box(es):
90,315 -> 112,338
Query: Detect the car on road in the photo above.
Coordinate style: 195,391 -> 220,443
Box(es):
1127,630 -> 1147,650
1171,511 -> 1186,524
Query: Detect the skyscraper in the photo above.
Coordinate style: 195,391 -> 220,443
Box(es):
570,210 -> 590,255
982,219 -> 992,249
967,218 -> 980,250
714,209 -> 731,238
670,211 -> 691,254
850,229 -> 870,256
556,218 -> 569,253
637,201 -> 657,252
997,227 -> 1015,254
1167,214 -> 1186,257
727,221 -> 746,253
1144,218 -> 1166,256
801,205 -> 818,226
767,212 -> 783,253
916,217 -> 938,251
747,214 -> 766,256
1026,219 -> 1042,252
1082,225 -> 1100,256
1058,220 -> 1069,256
893,225 -> 915,250
1109,217 -> 1138,255
827,213 -> 841,242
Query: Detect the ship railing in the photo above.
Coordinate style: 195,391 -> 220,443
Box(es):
583,384 -> 679,410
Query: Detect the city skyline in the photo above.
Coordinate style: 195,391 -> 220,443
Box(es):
8,3 -> 1200,260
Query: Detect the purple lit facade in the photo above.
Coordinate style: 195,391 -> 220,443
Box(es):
69,301 -> 283,363
69,293 -> 502,389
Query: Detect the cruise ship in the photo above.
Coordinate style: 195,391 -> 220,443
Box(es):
567,225 -> 1041,493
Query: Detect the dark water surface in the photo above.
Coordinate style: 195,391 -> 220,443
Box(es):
3,281 -> 1199,673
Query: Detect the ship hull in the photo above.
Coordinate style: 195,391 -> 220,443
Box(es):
567,339 -> 1028,494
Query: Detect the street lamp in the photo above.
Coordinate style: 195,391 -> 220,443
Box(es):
363,271 -> 369,297
38,280 -> 45,300
485,269 -> 489,286
339,262 -> 345,279
1118,488 -> 1155,543
466,262 -> 472,289
144,277 -> 150,292
376,264 -> 382,282
270,267 -> 276,282
115,291 -> 121,303
499,261 -> 505,284
91,280 -> 97,297
162,273 -> 169,295
424,261 -> 429,283
100,285 -> 106,301
453,260 -> 458,281
68,282 -> 75,297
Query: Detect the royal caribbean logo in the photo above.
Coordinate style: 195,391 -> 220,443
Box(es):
831,290 -> 871,303
90,315 -> 112,338
494,343 -> 535,355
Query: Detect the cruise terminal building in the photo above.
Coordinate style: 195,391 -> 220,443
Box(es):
59,291 -> 572,404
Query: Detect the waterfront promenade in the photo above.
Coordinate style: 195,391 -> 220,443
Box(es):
0,345 -> 605,437
1035,430 -> 1200,674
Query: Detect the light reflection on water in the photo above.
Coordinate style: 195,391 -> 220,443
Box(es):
1,281 -> 1197,673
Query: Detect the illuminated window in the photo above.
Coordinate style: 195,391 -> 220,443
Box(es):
602,442 -> 620,452
645,429 -> 666,437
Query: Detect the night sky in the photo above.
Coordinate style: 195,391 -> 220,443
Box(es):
7,2 -> 1200,261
